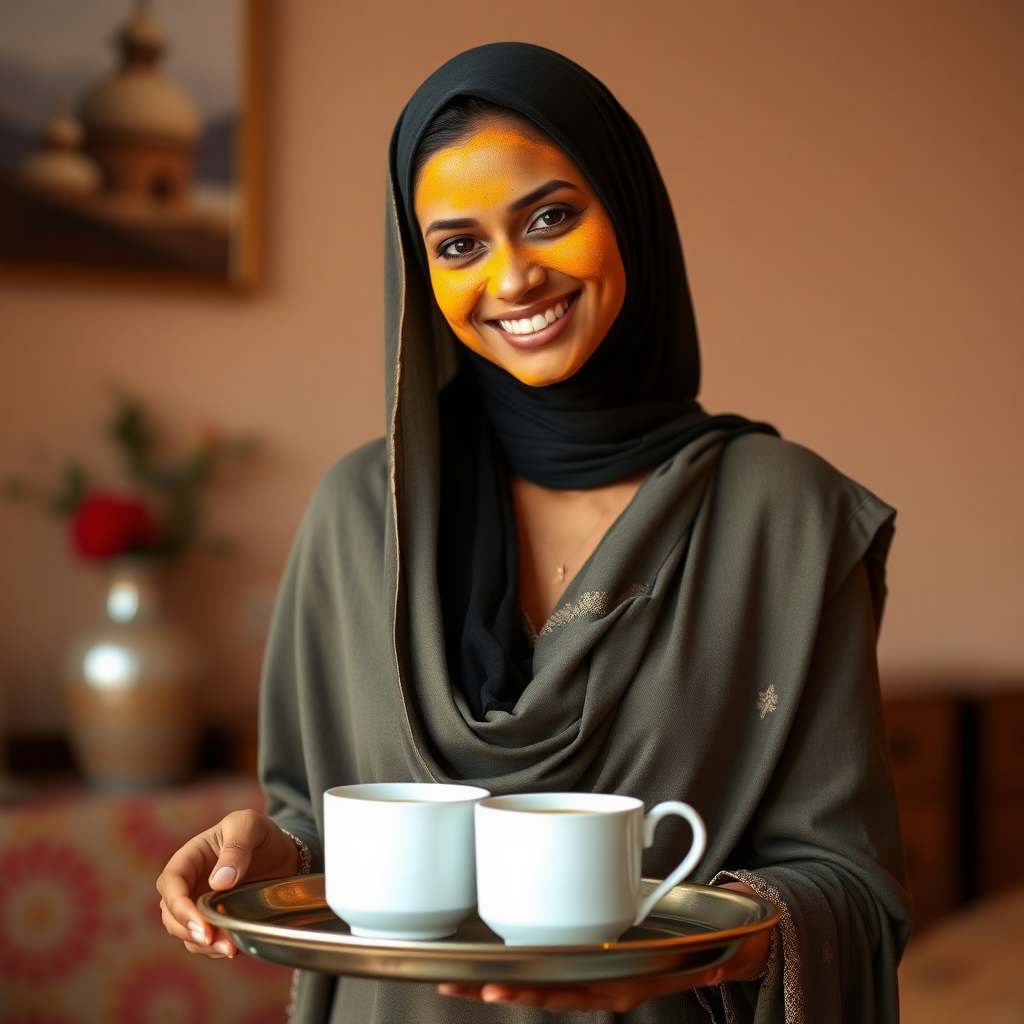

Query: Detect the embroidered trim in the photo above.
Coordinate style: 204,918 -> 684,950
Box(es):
537,583 -> 648,637
281,829 -> 312,876
711,869 -> 805,1024
287,969 -> 300,1022
694,986 -> 724,1024
386,181 -> 438,785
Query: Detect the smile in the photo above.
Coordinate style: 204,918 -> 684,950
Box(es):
487,292 -> 579,349
499,294 -> 574,335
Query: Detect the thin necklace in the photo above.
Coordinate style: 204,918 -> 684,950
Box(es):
531,503 -> 616,588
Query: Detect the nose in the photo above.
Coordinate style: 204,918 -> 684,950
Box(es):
486,242 -> 545,301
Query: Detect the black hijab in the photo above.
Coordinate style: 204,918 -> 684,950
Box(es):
390,43 -> 775,718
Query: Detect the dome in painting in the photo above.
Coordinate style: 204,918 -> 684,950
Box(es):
18,114 -> 101,194
79,75 -> 200,142
77,6 -> 200,144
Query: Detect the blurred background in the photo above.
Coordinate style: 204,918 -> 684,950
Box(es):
0,2 -> 1021,1022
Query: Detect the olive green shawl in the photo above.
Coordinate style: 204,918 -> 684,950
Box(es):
259,173 -> 910,1023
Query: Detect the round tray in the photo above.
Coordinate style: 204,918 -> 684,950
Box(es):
198,875 -> 779,984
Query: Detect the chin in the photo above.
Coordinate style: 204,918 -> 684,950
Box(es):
458,328 -> 597,387
499,350 -> 585,388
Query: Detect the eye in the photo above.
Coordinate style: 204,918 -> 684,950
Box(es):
527,204 -> 581,235
437,236 -> 483,261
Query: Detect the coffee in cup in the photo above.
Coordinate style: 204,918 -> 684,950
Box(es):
324,782 -> 490,940
475,792 -> 706,946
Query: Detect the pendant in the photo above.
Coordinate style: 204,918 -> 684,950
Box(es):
556,563 -> 565,585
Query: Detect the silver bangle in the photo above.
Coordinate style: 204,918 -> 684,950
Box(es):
281,828 -> 313,875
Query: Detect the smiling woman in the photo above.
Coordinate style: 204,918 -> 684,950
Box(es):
157,42 -> 911,1024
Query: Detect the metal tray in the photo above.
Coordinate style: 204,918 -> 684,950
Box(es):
198,875 -> 779,984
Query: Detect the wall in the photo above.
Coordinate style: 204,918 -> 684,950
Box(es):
1,0 -> 1021,733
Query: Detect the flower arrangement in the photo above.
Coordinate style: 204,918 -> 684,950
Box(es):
4,392 -> 257,563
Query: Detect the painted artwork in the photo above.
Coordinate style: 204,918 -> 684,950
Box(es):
0,0 -> 261,287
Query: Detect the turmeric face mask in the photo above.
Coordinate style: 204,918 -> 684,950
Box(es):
414,123 -> 626,387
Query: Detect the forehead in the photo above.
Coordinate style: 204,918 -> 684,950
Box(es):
414,124 -> 585,214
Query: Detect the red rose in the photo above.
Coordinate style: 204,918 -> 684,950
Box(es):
71,493 -> 160,560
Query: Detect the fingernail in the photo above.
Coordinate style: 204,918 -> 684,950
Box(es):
187,922 -> 207,945
213,939 -> 234,957
211,865 -> 238,887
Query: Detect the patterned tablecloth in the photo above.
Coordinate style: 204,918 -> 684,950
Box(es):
0,776 -> 293,1024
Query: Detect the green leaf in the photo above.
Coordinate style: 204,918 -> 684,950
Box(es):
109,395 -> 155,481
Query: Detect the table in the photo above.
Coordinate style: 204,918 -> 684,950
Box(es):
0,776 -> 292,1024
899,884 -> 1024,1023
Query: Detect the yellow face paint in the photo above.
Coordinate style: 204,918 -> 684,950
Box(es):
414,124 -> 626,387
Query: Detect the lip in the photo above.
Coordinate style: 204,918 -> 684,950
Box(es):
485,291 -> 580,350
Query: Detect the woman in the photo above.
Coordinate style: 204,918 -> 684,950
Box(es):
158,43 -> 910,1022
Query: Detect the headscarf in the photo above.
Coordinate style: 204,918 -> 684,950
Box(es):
389,42 -> 775,717
393,41 -> 771,486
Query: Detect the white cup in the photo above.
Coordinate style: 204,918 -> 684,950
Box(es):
475,792 -> 707,946
324,782 -> 490,940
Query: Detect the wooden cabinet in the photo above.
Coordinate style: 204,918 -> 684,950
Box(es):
883,698 -> 962,931
882,689 -> 1024,934
979,693 -> 1024,894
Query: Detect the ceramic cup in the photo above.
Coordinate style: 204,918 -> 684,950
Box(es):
475,792 -> 707,946
324,782 -> 490,940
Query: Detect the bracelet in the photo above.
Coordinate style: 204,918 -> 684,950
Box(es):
281,828 -> 313,875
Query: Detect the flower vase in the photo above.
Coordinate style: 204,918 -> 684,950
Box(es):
65,561 -> 200,788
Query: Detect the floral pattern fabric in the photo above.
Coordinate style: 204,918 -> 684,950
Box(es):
0,778 -> 292,1024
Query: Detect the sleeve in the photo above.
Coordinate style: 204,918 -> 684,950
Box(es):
712,558 -> 912,1024
257,522 -> 326,874
256,443 -> 388,882
257,522 -> 342,1024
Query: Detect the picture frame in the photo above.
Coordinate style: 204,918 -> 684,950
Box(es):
0,0 -> 264,291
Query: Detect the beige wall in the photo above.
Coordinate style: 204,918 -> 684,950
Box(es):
1,0 -> 1021,732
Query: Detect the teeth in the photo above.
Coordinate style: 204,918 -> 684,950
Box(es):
499,297 -> 571,335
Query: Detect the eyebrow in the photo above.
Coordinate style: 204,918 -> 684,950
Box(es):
423,179 -> 581,235
423,216 -> 479,234
508,178 -> 580,213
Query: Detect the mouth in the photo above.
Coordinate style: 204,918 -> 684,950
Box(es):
485,291 -> 580,350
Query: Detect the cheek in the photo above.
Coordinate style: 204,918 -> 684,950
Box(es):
540,218 -> 619,284
428,268 -> 482,330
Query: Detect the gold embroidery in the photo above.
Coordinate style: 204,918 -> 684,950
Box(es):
287,968 -> 300,1021
717,869 -> 805,1024
537,583 -> 648,637
757,684 -> 779,719
281,829 -> 312,875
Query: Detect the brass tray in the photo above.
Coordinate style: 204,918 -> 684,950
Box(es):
198,875 -> 779,984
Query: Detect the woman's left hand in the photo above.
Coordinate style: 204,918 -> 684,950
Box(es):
438,883 -> 772,1014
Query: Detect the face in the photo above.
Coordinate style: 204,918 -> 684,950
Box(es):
414,123 -> 626,387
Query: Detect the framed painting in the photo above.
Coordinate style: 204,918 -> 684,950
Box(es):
0,0 -> 263,289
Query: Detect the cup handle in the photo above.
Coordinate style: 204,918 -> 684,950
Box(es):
633,801 -> 707,926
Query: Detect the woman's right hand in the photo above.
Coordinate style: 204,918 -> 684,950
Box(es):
156,809 -> 301,958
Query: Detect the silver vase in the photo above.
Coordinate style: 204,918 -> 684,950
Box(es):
65,559 -> 200,788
